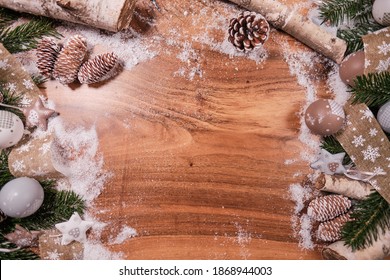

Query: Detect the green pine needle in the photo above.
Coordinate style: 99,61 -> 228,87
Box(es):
0,84 -> 22,106
337,22 -> 383,55
319,0 -> 374,26
0,17 -> 60,53
342,192 -> 390,251
0,235 -> 40,260
31,74 -> 48,88
351,72 -> 390,107
0,150 -> 14,187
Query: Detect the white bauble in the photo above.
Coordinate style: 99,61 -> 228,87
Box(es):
0,110 -> 25,149
373,0 -> 390,26
0,177 -> 44,218
377,101 -> 390,133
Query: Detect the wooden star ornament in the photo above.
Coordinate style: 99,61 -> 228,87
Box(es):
55,212 -> 93,245
22,98 -> 56,131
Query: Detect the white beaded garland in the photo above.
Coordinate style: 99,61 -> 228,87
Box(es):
0,177 -> 44,218
377,101 -> 390,133
0,110 -> 25,149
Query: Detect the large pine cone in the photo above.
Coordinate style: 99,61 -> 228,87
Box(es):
36,37 -> 61,79
53,35 -> 87,84
307,194 -> 351,222
228,11 -> 270,52
78,52 -> 119,84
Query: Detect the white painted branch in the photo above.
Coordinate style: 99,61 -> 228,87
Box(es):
313,174 -> 374,200
0,0 -> 137,32
227,0 -> 347,63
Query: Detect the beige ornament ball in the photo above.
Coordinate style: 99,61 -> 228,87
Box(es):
339,50 -> 365,87
0,110 -> 25,149
373,0 -> 390,26
304,99 -> 345,136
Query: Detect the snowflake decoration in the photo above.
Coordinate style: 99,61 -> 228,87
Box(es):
46,250 -> 62,260
32,167 -> 47,177
359,108 -> 374,122
17,142 -> 32,154
39,142 -> 51,154
375,57 -> 390,72
369,179 -> 380,191
373,166 -> 385,174
6,82 -> 17,92
20,95 -> 32,106
22,79 -> 34,90
369,128 -> 378,137
352,135 -> 366,147
0,59 -> 10,70
12,160 -> 26,172
377,41 -> 390,55
350,155 -> 356,162
362,145 -> 381,162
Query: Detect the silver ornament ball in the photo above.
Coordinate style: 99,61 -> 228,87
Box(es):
373,0 -> 390,26
0,177 -> 44,218
377,101 -> 390,133
0,110 -> 25,149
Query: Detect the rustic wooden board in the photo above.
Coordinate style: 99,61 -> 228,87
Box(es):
42,0 -> 325,259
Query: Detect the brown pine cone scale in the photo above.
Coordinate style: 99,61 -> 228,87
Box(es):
228,11 -> 270,52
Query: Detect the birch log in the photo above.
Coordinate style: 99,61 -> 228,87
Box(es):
0,0 -> 137,32
227,0 -> 347,63
313,174 -> 374,200
322,226 -> 390,260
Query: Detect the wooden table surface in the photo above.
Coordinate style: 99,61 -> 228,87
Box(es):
43,0 -> 330,259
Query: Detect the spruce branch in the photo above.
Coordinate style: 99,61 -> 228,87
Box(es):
337,22 -> 383,55
351,72 -> 390,107
31,74 -> 48,88
319,0 -> 374,26
341,192 -> 390,251
0,17 -> 60,53
0,149 -> 14,187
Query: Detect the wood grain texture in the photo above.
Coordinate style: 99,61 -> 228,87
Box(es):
42,0 -> 329,259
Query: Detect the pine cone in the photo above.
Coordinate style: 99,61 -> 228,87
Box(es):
317,212 -> 352,242
36,37 -> 61,79
53,35 -> 87,84
78,52 -> 119,84
307,194 -> 351,222
228,11 -> 270,52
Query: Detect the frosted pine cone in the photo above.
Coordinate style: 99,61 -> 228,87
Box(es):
36,37 -> 61,79
307,194 -> 351,222
78,52 -> 119,84
317,212 -> 352,242
228,11 -> 270,52
53,35 -> 87,84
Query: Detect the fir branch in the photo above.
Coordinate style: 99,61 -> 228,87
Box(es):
337,22 -> 383,55
0,17 -> 60,53
351,72 -> 390,107
319,0 -> 374,26
0,150 -> 14,187
0,235 -> 40,260
1,185 -> 86,233
0,83 -> 22,106
341,192 -> 390,251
